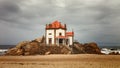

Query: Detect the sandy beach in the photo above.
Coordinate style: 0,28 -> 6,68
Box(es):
0,54 -> 120,68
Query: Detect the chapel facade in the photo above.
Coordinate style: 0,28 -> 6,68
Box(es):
45,20 -> 74,46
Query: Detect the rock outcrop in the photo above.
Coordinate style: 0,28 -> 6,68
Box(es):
5,41 -> 40,56
5,37 -> 71,56
39,45 -> 71,55
109,52 -> 120,55
73,42 -> 101,54
5,36 -> 101,55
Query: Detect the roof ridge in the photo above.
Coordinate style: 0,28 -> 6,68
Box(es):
46,20 -> 66,29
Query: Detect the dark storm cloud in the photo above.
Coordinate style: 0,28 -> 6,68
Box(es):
0,0 -> 120,45
0,0 -> 20,22
0,0 -> 60,30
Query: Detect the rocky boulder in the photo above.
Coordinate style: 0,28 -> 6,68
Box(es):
5,41 -> 40,56
73,42 -> 101,54
83,42 -> 101,54
38,45 -> 71,55
109,52 -> 120,55
5,40 -> 71,56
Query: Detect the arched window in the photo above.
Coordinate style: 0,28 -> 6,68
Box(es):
59,33 -> 62,36
49,33 -> 52,35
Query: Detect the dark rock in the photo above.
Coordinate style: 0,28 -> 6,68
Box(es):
38,45 -> 71,55
5,35 -> 101,55
5,40 -> 71,56
109,52 -> 120,55
73,42 -> 101,54
83,42 -> 101,54
5,41 -> 40,56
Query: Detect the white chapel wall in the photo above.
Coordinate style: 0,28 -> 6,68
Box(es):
68,36 -> 73,45
46,30 -> 55,44
56,29 -> 65,36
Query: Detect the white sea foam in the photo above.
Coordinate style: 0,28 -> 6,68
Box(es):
0,49 -> 8,55
101,48 -> 120,54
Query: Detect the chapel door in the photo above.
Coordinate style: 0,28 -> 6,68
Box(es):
59,39 -> 63,45
49,38 -> 52,44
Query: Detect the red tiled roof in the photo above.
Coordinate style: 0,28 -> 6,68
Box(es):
66,32 -> 74,36
46,20 -> 66,29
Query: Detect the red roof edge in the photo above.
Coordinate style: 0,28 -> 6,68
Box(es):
66,32 -> 74,36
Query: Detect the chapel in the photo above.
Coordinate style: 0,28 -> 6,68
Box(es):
45,20 -> 74,46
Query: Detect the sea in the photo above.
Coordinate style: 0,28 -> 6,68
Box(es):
98,45 -> 120,49
0,45 -> 120,49
0,45 -> 16,49
0,45 -> 15,55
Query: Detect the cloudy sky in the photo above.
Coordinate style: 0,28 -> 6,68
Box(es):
0,0 -> 120,46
